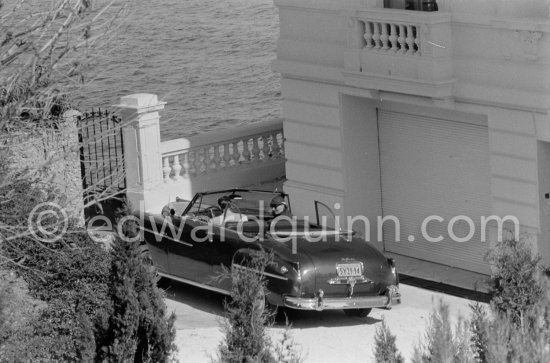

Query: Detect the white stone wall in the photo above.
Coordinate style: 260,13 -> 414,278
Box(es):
274,0 -> 550,265
1,111 -> 84,225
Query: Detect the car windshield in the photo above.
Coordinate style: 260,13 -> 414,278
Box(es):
187,190 -> 288,218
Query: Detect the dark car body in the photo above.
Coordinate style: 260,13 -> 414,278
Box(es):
139,189 -> 401,314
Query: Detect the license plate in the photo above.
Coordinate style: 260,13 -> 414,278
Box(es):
336,263 -> 362,277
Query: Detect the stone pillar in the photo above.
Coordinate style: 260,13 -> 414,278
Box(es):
61,109 -> 85,226
116,94 -> 166,213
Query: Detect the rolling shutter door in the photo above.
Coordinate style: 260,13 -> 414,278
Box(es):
378,110 -> 492,274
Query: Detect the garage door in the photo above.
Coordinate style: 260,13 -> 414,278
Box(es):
378,110 -> 492,274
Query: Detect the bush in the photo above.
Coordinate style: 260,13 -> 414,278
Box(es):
412,300 -> 473,363
485,238 -> 545,324
373,318 -> 404,363
98,237 -> 176,363
469,303 -> 489,363
483,282 -> 550,363
1,219 -> 175,361
217,250 -> 276,362
271,318 -> 303,363
0,271 -> 46,359
0,232 -> 112,361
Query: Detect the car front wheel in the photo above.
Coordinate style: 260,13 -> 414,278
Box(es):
343,308 -> 372,318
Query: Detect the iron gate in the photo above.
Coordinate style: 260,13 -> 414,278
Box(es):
77,109 -> 126,223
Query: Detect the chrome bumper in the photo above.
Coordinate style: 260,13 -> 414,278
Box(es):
283,285 -> 401,311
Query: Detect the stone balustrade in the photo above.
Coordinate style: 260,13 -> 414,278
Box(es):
361,20 -> 421,56
343,8 -> 454,98
160,119 -> 284,183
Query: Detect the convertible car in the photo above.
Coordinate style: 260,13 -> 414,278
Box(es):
139,189 -> 401,317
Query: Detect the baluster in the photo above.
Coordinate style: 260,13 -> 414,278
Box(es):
213,145 -> 221,170
363,21 -> 373,49
413,26 -> 420,56
182,152 -> 190,178
398,24 -> 406,54
195,149 -> 203,174
406,25 -> 415,55
270,132 -> 280,158
203,147 -> 211,171
162,157 -> 171,182
278,132 -> 285,156
372,22 -> 381,50
172,155 -> 182,181
251,136 -> 261,162
242,138 -> 251,163
223,143 -> 232,168
232,141 -> 241,165
193,150 -> 201,175
389,24 -> 398,53
380,23 -> 389,51
261,135 -> 271,160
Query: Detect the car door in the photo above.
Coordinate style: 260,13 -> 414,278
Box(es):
163,216 -> 213,284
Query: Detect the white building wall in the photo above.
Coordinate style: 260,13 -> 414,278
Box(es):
274,0 -> 550,267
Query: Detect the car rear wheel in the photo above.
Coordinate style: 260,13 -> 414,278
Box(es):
343,308 -> 372,318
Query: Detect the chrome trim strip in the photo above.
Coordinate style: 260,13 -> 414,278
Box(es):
268,230 -> 354,238
141,227 -> 193,247
157,272 -> 230,295
232,263 -> 289,281
326,276 -> 373,285
283,288 -> 401,311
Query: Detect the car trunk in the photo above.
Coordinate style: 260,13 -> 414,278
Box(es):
293,237 -> 392,297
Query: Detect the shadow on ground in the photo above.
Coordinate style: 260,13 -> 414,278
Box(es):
159,277 -> 383,329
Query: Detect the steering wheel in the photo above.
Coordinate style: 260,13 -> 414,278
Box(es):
193,214 -> 211,223
204,206 -> 222,218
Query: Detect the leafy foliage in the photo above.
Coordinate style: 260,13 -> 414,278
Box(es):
373,318 -> 404,363
411,300 -> 473,363
271,319 -> 303,363
469,303 -> 488,363
216,249 -> 302,363
408,238 -> 550,363
0,0 -> 129,130
485,238 -> 545,323
217,250 -> 276,362
0,232 -> 111,362
98,237 -> 176,363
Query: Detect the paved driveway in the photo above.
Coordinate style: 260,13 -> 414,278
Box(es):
162,278 -> 485,363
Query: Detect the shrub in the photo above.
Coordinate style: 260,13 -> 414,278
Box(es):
469,303 -> 489,363
373,318 -> 404,363
412,300 -> 473,363
215,249 -> 303,363
485,238 -> 544,324
98,237 -> 176,363
271,318 -> 303,363
0,271 -> 46,359
483,281 -> 550,363
216,250 -> 276,362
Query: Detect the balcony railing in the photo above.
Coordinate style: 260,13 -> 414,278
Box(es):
343,8 -> 454,99
362,21 -> 421,56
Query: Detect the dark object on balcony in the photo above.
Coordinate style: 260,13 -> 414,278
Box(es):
384,0 -> 438,12
421,0 -> 438,11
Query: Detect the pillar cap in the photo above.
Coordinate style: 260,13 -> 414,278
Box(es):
116,93 -> 166,113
